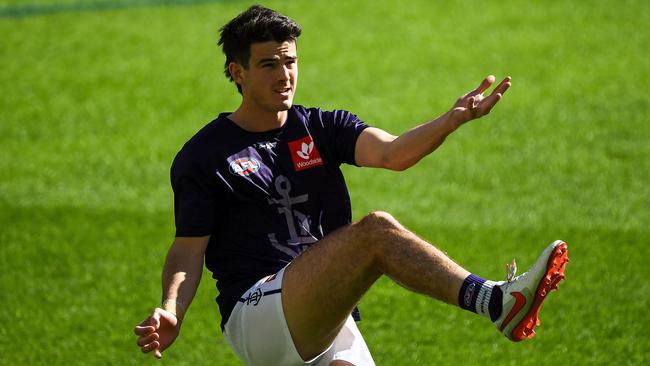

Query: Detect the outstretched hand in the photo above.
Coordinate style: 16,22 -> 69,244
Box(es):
134,308 -> 180,359
450,75 -> 512,125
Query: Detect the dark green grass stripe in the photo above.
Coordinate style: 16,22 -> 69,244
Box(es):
0,0 -> 227,18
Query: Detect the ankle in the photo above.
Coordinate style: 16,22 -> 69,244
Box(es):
458,274 -> 502,321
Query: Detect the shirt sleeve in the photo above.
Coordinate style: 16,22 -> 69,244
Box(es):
325,109 -> 369,166
170,148 -> 218,237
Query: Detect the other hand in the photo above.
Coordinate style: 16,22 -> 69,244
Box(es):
134,307 -> 180,359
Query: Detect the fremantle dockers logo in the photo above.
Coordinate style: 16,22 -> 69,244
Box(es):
229,157 -> 261,177
288,136 -> 323,172
242,288 -> 263,306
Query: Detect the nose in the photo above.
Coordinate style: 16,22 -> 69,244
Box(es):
278,64 -> 291,82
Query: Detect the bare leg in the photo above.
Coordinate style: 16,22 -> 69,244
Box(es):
282,211 -> 471,360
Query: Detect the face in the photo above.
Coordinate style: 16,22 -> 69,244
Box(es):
231,40 -> 298,113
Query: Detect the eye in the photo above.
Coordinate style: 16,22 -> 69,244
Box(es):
286,59 -> 297,68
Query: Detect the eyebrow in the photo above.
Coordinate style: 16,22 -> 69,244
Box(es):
257,55 -> 297,65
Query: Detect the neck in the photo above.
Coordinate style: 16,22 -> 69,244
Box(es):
229,104 -> 289,133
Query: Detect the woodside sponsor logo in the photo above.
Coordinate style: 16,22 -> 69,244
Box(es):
288,135 -> 323,172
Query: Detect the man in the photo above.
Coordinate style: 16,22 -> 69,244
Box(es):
134,5 -> 569,366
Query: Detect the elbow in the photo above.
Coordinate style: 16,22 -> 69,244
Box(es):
386,162 -> 410,172
382,156 -> 413,171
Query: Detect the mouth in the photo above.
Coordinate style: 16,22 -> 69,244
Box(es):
275,86 -> 292,97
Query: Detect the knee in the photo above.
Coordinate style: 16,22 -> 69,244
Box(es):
357,211 -> 402,233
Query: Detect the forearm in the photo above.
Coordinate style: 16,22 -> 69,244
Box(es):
382,110 -> 462,171
359,76 -> 511,171
160,239 -> 206,322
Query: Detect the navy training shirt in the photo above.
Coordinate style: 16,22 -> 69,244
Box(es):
171,105 -> 369,328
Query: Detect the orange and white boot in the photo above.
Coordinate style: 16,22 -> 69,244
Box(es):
493,240 -> 569,341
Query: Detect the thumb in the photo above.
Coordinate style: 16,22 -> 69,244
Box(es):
151,309 -> 162,329
154,349 -> 163,359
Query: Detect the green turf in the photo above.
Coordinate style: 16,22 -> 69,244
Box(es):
1,0 -> 648,364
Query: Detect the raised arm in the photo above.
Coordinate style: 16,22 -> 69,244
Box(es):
355,75 -> 511,171
134,235 -> 209,359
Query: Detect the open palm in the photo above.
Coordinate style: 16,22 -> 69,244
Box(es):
451,75 -> 512,123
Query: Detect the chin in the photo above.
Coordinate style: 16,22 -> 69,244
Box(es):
278,99 -> 293,111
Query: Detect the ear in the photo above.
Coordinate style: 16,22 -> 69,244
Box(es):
228,62 -> 245,85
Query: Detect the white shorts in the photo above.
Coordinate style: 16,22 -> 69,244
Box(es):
223,267 -> 375,366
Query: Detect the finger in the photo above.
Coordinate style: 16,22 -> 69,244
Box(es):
141,340 -> 160,354
134,325 -> 155,336
481,77 -> 511,108
136,316 -> 154,328
137,332 -> 160,347
489,76 -> 511,97
154,349 -> 163,359
472,75 -> 495,95
135,309 -> 161,330
480,77 -> 511,110
483,93 -> 502,110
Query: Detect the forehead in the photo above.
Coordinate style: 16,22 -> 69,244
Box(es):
249,40 -> 297,60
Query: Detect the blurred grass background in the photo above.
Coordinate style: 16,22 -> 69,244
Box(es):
1,0 -> 648,364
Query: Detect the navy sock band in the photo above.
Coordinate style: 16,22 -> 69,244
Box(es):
459,274 -> 486,313
459,274 -> 503,321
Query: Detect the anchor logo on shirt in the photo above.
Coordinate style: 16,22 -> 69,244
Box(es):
267,175 -> 322,258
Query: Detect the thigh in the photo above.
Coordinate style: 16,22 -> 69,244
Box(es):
282,219 -> 383,359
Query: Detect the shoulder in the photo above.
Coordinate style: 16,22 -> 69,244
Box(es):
177,113 -> 235,154
172,114 -> 230,171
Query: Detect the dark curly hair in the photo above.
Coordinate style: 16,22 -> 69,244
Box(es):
218,5 -> 302,93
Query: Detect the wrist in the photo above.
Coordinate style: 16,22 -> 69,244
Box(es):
443,110 -> 464,132
162,298 -> 186,321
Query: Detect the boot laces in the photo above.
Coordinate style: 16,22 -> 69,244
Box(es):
506,258 -> 517,283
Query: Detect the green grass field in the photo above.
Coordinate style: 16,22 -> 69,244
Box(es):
1,0 -> 648,364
